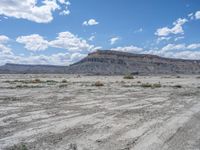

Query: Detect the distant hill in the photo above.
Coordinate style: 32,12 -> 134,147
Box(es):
1,50 -> 200,75
0,63 -> 68,74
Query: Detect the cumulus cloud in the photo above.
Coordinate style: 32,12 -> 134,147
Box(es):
148,49 -> 200,60
0,51 -> 86,65
0,35 -> 12,54
187,43 -> 200,49
161,43 -> 200,52
0,35 -> 9,43
110,37 -> 120,45
155,18 -> 188,37
161,44 -> 186,52
83,19 -> 99,26
195,11 -> 200,20
16,31 -> 99,53
58,0 -> 71,15
112,45 -> 143,53
16,34 -> 49,51
0,0 -> 71,23
49,32 -> 96,52
0,44 -> 12,54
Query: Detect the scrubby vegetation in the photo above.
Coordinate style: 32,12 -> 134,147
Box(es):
123,74 -> 134,79
92,81 -> 104,87
10,144 -> 28,150
15,85 -> 43,89
59,84 -> 68,88
173,85 -> 182,88
4,79 -> 59,84
61,79 -> 68,83
141,83 -> 162,88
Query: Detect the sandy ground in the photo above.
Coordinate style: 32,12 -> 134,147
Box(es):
0,74 -> 200,150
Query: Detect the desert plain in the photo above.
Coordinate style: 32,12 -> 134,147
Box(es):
0,74 -> 200,150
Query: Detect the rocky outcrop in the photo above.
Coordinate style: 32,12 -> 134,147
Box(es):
68,50 -> 200,75
1,50 -> 200,75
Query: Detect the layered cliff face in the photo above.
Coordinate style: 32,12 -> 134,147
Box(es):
1,50 -> 200,74
68,50 -> 200,75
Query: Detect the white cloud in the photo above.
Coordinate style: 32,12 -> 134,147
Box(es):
83,19 -> 99,26
161,43 -> 200,52
188,13 -> 194,20
195,11 -> 200,20
134,28 -> 143,33
0,35 -> 9,43
58,0 -> 71,16
88,35 -> 95,41
0,0 -> 71,23
0,35 -> 12,54
187,43 -> 200,49
155,18 -> 188,37
112,45 -> 143,53
174,36 -> 184,41
0,44 -> 12,54
59,10 -> 70,15
110,37 -> 120,45
49,31 -> 96,52
161,44 -> 186,52
16,34 -> 49,51
156,37 -> 171,43
0,51 -> 87,66
70,53 -> 86,62
16,32 -> 100,53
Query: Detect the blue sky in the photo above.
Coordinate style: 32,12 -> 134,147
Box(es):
0,0 -> 200,65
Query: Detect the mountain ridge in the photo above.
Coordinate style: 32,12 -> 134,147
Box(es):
1,50 -> 200,75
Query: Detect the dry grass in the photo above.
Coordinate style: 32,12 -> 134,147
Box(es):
9,143 -> 28,150
141,83 -> 162,88
123,74 -> 134,79
59,84 -> 68,88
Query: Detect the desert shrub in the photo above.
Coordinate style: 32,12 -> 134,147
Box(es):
173,85 -> 182,88
16,85 -> 43,89
196,76 -> 200,79
59,84 -> 68,88
176,76 -> 181,78
46,80 -> 57,83
141,83 -> 152,88
141,83 -> 161,88
69,143 -> 77,150
93,81 -> 104,87
61,79 -> 68,83
137,81 -> 141,84
152,83 -> 162,88
31,79 -> 41,83
123,74 -> 134,79
10,144 -> 28,150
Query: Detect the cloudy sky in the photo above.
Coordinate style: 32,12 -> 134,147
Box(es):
0,0 -> 200,65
